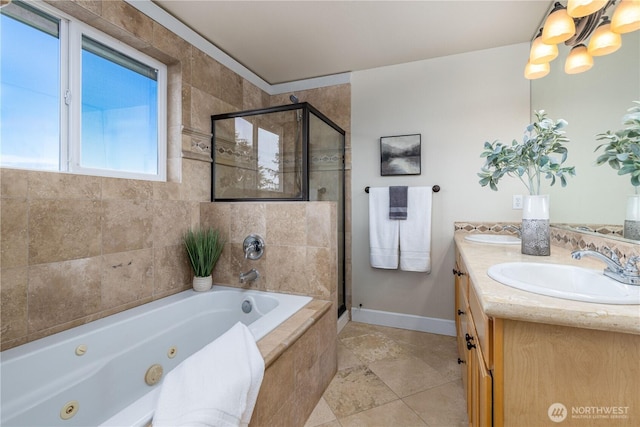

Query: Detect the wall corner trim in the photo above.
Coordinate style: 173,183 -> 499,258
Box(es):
350,308 -> 456,337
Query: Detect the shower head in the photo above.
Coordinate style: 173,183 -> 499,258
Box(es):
289,94 -> 299,104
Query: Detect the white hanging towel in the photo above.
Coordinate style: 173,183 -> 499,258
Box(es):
153,322 -> 265,427
368,187 -> 400,269
399,187 -> 432,272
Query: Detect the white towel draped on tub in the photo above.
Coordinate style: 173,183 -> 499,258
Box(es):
368,186 -> 432,272
153,322 -> 264,427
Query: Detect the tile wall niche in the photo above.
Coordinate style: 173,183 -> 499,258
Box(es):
0,0 -> 351,351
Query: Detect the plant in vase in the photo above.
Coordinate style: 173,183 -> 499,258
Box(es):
595,101 -> 640,240
184,227 -> 225,291
478,110 -> 576,255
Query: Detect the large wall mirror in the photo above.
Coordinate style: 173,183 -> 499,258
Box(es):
531,30 -> 640,243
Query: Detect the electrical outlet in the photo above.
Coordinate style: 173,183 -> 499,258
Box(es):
513,195 -> 523,210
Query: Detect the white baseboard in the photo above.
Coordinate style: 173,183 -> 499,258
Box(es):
350,307 -> 456,337
337,310 -> 349,334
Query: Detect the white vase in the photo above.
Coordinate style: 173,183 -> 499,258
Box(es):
521,194 -> 550,256
624,195 -> 640,240
192,275 -> 213,292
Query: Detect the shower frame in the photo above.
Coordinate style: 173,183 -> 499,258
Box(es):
211,102 -> 346,202
210,102 -> 347,317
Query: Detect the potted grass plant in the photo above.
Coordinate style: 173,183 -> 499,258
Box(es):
478,110 -> 576,255
595,101 -> 640,239
184,227 -> 225,291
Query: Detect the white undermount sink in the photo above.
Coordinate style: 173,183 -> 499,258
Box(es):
488,262 -> 640,305
464,234 -> 520,245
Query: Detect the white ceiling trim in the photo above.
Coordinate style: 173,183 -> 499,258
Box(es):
126,0 -> 351,95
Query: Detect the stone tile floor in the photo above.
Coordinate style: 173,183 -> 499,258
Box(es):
304,322 -> 468,427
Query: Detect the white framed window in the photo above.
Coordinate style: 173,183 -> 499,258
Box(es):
1,0 -> 167,181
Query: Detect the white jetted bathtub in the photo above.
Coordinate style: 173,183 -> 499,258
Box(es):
0,286 -> 311,427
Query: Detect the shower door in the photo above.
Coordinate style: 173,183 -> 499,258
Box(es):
308,111 -> 346,317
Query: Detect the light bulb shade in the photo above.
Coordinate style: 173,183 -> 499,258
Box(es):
542,6 -> 577,44
564,44 -> 594,74
525,60 -> 550,79
611,0 -> 640,33
567,0 -> 607,18
530,35 -> 559,64
588,22 -> 622,55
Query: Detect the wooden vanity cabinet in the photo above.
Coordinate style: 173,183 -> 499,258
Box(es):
455,246 -> 640,427
454,252 -> 492,427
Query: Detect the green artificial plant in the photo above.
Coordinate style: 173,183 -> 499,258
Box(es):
595,101 -> 640,192
478,110 -> 576,195
183,227 -> 225,277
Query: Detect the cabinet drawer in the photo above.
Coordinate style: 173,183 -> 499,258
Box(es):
469,282 -> 493,369
455,278 -> 468,324
455,250 -> 469,276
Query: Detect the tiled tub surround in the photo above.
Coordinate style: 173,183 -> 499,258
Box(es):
200,202 -> 339,307
0,170 -> 204,351
253,299 -> 337,427
0,0 -> 351,351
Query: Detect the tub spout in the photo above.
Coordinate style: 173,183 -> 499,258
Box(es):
239,268 -> 259,284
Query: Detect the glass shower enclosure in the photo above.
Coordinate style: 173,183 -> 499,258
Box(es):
211,103 -> 346,317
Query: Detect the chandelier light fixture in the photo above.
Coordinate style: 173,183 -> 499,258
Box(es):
525,0 -> 640,79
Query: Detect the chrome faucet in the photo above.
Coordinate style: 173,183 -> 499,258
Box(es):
571,248 -> 640,286
239,268 -> 259,284
243,234 -> 265,260
244,244 -> 257,259
503,224 -> 521,237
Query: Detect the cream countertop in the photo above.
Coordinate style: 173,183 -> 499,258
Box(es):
454,232 -> 640,335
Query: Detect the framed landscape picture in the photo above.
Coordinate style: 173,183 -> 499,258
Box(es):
380,134 -> 421,176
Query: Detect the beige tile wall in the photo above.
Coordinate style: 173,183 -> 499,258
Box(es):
0,0 -> 351,350
271,86 -> 353,312
200,202 -> 338,307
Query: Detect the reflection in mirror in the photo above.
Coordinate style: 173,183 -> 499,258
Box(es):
531,29 -> 640,243
552,223 -> 629,242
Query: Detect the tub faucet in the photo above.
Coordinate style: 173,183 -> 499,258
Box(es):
243,234 -> 265,260
571,248 -> 640,285
244,244 -> 257,259
239,268 -> 259,284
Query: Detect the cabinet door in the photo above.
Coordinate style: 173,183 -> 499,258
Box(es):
476,348 -> 492,427
458,309 -> 471,417
466,306 -> 492,427
469,330 -> 492,427
469,282 -> 493,369
455,268 -> 471,416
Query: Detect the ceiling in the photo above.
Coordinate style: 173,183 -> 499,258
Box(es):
152,0 -> 553,85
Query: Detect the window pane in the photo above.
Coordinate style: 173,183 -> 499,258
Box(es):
81,36 -> 158,175
0,2 -> 60,170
